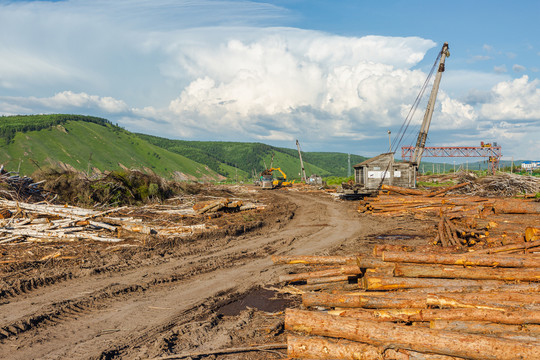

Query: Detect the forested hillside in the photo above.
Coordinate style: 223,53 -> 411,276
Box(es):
0,115 -> 221,180
136,134 -> 360,179
1,114 -> 369,180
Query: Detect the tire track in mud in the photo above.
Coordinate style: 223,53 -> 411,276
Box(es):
0,190 -> 362,359
0,247 -> 270,342
0,216 -> 273,304
0,272 -> 75,301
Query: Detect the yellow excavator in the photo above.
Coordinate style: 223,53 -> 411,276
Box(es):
260,167 -> 293,189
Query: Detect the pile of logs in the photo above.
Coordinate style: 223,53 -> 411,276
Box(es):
356,188 -> 540,249
0,199 -> 218,246
452,173 -> 540,197
0,166 -> 51,203
356,194 -> 491,217
434,215 -> 492,247
192,199 -> 262,214
273,243 -> 540,359
0,195 -> 267,247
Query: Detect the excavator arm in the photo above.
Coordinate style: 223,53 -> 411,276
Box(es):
268,167 -> 287,180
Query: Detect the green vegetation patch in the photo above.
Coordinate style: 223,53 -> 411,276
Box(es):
35,168 -> 201,207
0,118 -> 219,180
0,114 -> 113,144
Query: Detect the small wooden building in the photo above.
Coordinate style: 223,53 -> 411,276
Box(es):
353,153 -> 416,190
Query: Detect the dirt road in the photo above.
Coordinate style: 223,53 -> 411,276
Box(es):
0,189 -> 424,359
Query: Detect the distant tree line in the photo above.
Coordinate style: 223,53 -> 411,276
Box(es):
0,114 -> 117,144
137,134 -> 276,177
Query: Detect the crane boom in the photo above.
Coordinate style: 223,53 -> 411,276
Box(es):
410,42 -> 450,166
296,140 -> 307,183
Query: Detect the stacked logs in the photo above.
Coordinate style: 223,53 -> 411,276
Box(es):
435,215 -> 491,247
273,244 -> 540,360
356,188 -> 540,249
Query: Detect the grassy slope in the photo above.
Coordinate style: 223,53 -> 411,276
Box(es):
136,135 -> 339,180
0,121 -> 220,180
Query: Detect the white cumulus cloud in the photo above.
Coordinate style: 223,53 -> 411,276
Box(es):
165,32 -> 436,140
480,76 -> 540,120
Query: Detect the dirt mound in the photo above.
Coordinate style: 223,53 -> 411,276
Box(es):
33,168 -> 202,207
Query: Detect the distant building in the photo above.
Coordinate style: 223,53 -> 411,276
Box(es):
353,153 -> 416,190
521,161 -> 540,171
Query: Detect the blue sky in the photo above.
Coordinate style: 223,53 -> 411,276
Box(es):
0,0 -> 539,160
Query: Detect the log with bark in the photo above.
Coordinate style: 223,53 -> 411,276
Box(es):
360,275 -> 507,291
393,263 -> 540,282
332,307 -> 540,325
285,308 -> 540,360
303,291 -> 540,311
361,275 -> 540,293
272,255 -> 355,265
278,265 -> 361,283
287,334 -> 463,360
381,250 -> 540,268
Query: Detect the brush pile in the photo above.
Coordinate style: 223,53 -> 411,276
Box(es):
451,172 -> 540,197
0,166 -> 52,203
0,199 -> 221,249
273,243 -> 540,359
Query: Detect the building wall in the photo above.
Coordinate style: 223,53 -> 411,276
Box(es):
354,163 -> 416,189
521,161 -> 540,170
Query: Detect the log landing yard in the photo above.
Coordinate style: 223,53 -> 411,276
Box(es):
1,43 -> 540,360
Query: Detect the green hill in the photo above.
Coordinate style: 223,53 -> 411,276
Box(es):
0,114 -> 369,181
0,115 -> 222,181
136,134 -> 366,180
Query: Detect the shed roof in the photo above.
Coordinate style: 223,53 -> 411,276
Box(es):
353,152 -> 394,168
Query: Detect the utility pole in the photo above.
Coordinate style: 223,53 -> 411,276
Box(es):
511,157 -> 514,174
387,130 -> 391,152
296,140 -> 307,183
347,153 -> 351,178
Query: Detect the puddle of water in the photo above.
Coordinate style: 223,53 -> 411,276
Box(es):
217,288 -> 293,316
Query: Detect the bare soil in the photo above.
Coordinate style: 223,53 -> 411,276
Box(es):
0,186 -> 431,359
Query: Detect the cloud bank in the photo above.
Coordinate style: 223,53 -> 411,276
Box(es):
0,0 -> 538,158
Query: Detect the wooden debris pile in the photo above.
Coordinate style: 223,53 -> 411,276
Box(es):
0,166 -> 52,203
356,187 -> 540,249
451,173 -> 540,197
0,197 -> 267,247
273,243 -> 540,359
192,198 -> 263,214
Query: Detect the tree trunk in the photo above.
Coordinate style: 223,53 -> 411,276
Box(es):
303,291 -> 540,310
306,275 -> 352,285
303,292 -> 426,309
285,308 -> 540,360
471,240 -> 540,254
382,251 -> 540,268
279,265 -> 360,283
373,244 -> 460,257
360,275 -> 506,291
361,276 -> 540,293
333,307 -> 540,325
394,263 -> 540,282
287,334 -> 386,360
272,255 -> 355,265
429,320 -> 540,336
287,334 -> 464,360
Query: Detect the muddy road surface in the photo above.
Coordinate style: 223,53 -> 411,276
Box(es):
0,188 -> 428,359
